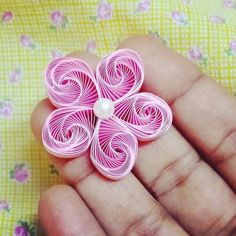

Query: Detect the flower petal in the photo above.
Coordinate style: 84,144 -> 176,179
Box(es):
96,49 -> 144,102
90,117 -> 138,180
114,92 -> 172,141
45,57 -> 99,108
42,107 -> 96,158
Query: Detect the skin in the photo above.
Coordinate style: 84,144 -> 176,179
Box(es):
31,36 -> 236,236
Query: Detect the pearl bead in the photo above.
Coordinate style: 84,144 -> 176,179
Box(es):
93,98 -> 115,119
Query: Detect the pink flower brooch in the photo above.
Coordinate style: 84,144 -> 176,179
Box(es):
42,49 -> 172,180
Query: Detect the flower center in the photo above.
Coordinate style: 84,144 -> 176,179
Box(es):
93,98 -> 114,119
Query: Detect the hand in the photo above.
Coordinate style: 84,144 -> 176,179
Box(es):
31,36 -> 236,236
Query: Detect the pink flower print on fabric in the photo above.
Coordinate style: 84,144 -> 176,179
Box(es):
86,40 -> 97,53
0,200 -> 10,212
209,15 -> 226,24
189,46 -> 203,61
230,40 -> 236,53
42,49 -> 172,180
97,0 -> 113,20
51,49 -> 64,59
136,0 -> 151,13
9,68 -> 22,85
50,11 -> 68,30
10,163 -> 30,184
20,35 -> 36,50
189,46 -> 208,66
225,40 -> 236,56
14,226 -> 28,236
171,11 -> 188,26
0,100 -> 13,119
1,11 -> 13,23
223,0 -> 236,8
14,221 -> 35,236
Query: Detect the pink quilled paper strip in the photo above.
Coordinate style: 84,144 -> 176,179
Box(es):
42,49 -> 172,180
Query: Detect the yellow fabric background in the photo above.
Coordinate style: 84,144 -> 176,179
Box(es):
0,0 -> 235,234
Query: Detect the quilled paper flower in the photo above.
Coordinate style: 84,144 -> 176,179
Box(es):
42,49 -> 172,180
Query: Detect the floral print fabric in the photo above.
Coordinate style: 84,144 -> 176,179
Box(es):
0,0 -> 235,234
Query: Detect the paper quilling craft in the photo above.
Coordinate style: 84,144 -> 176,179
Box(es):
42,49 -> 172,180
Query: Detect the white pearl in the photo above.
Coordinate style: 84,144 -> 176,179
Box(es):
93,98 -> 115,119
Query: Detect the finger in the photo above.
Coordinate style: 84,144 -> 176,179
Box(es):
117,36 -> 236,235
39,184 -> 106,236
32,54 -> 188,235
118,35 -> 236,191
137,127 -> 236,235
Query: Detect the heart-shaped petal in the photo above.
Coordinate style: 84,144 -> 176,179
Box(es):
114,92 -> 172,141
90,117 -> 138,180
45,57 -> 99,108
42,107 -> 96,158
96,49 -> 144,103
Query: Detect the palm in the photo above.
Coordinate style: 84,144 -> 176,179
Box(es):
31,36 -> 236,236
